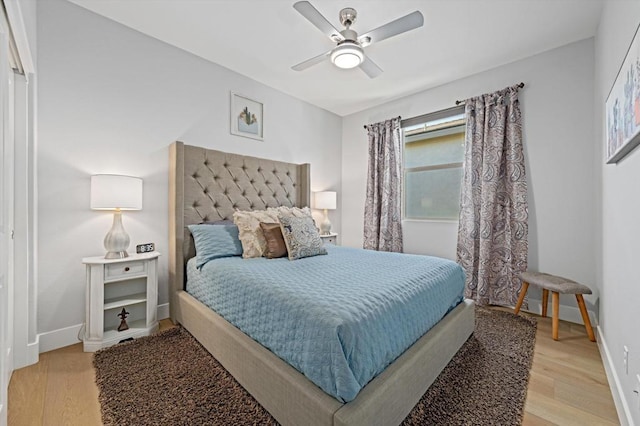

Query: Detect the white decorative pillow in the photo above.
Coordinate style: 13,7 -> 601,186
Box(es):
267,206 -> 312,219
278,214 -> 327,261
233,210 -> 280,258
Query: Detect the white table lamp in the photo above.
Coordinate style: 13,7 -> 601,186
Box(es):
91,174 -> 142,259
314,191 -> 336,235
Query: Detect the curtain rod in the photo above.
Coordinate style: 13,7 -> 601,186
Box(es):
455,82 -> 525,106
363,116 -> 402,129
361,81 -> 526,130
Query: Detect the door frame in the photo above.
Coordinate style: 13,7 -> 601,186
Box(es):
0,9 -> 14,424
0,1 -> 36,424
3,0 -> 37,370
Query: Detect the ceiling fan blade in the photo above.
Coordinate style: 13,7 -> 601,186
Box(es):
358,11 -> 424,46
292,50 -> 332,71
293,1 -> 345,42
359,55 -> 383,78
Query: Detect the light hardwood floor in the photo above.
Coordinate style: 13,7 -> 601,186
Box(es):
8,315 -> 619,425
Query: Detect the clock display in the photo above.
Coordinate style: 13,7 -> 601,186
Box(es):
136,243 -> 155,254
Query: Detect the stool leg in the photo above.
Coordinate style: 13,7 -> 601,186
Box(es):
576,294 -> 596,342
542,289 -> 549,317
552,292 -> 559,341
514,281 -> 529,315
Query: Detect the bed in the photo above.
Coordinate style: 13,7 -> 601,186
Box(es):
169,141 -> 475,426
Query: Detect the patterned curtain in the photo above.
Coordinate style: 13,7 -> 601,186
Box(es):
363,117 -> 403,252
456,85 -> 528,306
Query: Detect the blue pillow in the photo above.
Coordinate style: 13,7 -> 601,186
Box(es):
188,224 -> 243,268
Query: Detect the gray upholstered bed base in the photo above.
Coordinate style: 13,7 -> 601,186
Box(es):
177,291 -> 473,426
169,141 -> 475,426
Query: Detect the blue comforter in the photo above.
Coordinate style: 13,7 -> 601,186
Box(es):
187,245 -> 464,402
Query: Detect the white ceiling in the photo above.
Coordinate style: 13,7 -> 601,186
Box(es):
67,0 -> 603,116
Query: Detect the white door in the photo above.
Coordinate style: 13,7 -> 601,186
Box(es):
0,9 -> 14,424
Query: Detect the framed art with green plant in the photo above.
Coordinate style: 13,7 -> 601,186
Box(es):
230,92 -> 264,141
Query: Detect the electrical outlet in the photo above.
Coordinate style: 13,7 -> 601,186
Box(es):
624,346 -> 629,375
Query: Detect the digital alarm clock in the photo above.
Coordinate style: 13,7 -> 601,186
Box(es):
136,243 -> 155,254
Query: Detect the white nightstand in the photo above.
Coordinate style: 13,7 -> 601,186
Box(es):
320,233 -> 338,245
82,252 -> 160,352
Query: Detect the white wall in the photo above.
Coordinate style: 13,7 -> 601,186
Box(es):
36,0 -> 342,349
342,39 -> 597,314
595,2 -> 640,424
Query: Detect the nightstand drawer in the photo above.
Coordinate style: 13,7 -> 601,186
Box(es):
320,233 -> 338,245
105,260 -> 147,281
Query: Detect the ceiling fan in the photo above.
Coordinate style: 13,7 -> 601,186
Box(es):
291,1 -> 424,78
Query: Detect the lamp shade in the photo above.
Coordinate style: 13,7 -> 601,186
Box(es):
91,174 -> 143,210
314,191 -> 337,210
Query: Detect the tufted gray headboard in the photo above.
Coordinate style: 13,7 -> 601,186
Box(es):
168,141 -> 310,321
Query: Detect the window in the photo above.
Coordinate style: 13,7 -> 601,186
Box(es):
403,107 -> 465,220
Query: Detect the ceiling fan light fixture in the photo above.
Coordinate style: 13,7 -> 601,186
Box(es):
331,42 -> 364,69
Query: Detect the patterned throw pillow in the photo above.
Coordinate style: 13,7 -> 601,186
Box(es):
187,224 -> 243,268
278,214 -> 327,261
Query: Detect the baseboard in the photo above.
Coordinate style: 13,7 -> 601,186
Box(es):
37,304 -> 171,354
26,339 -> 39,365
38,323 -> 83,354
157,303 -> 170,320
13,337 -> 41,369
597,325 -> 633,426
521,298 -> 597,326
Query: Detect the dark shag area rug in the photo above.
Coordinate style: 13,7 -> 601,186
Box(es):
93,307 -> 536,426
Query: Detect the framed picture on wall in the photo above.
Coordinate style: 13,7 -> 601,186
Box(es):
230,92 -> 264,141
605,22 -> 640,164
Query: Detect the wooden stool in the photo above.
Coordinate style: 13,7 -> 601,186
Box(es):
514,271 -> 595,342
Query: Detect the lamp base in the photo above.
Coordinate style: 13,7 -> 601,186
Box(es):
320,209 -> 332,235
104,250 -> 129,259
104,210 -> 131,259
